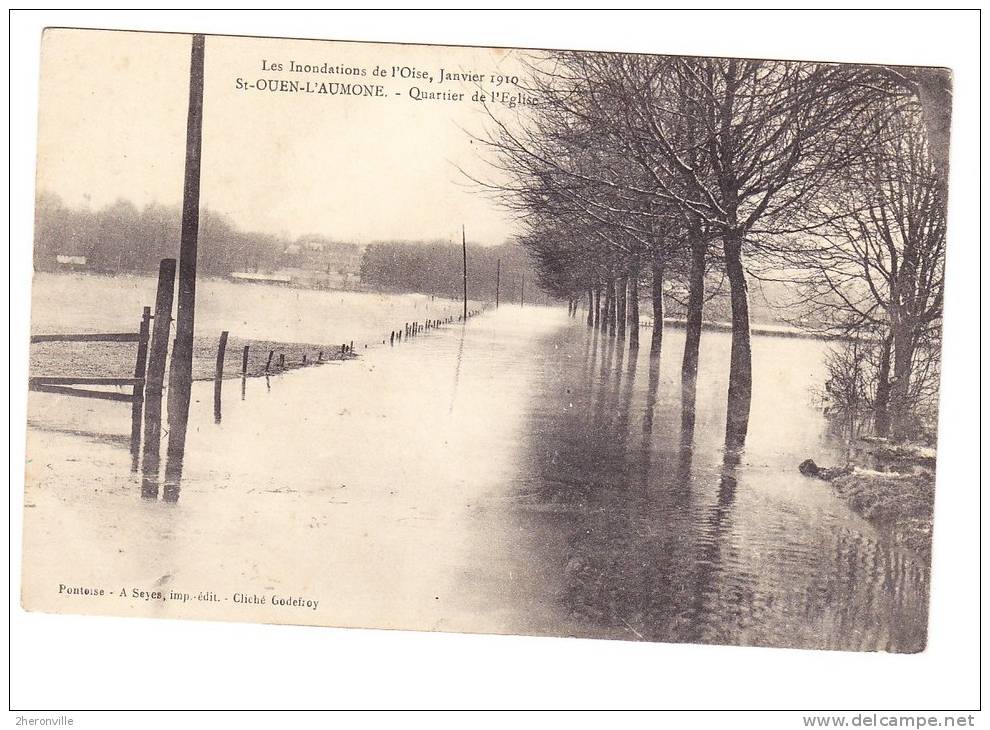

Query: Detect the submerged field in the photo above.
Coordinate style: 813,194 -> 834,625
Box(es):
27,271 -> 481,380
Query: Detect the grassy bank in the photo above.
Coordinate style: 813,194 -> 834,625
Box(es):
830,469 -> 934,563
806,439 -> 936,563
28,335 -> 354,383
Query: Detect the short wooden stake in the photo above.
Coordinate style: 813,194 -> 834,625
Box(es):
215,331 -> 229,380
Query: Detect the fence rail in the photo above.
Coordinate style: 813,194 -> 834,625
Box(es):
30,332 -> 144,344
28,384 -> 140,402
28,376 -> 144,387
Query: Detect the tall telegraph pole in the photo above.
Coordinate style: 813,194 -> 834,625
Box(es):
461,225 -> 468,321
167,34 -> 205,447
495,258 -> 500,309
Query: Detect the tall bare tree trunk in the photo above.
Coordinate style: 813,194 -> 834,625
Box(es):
616,275 -> 628,340
723,233 -> 752,450
914,69 -> 952,184
873,333 -> 893,437
682,237 -> 706,397
650,257 -> 664,357
628,264 -> 640,350
587,289 -> 594,327
593,287 -> 601,330
889,321 -> 916,441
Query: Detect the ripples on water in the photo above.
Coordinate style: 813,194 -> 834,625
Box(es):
512,317 -> 929,652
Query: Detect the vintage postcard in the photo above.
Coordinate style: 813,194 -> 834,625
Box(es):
22,27 -> 949,653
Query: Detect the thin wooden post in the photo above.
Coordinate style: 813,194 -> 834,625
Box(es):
215,331 -> 229,379
145,259 -> 176,400
241,344 -> 249,375
265,349 -> 274,372
212,330 -> 228,425
141,259 -> 176,494
130,307 -> 152,466
213,378 -> 222,424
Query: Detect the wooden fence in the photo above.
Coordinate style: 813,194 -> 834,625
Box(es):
29,308 -> 152,452
29,258 -> 176,466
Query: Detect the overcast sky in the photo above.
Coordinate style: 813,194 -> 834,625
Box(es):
36,29 -> 529,244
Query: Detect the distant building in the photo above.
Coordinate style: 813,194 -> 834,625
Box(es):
55,254 -> 86,267
229,271 -> 292,285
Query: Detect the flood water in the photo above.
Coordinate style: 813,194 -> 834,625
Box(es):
22,285 -> 929,652
29,271 -> 480,346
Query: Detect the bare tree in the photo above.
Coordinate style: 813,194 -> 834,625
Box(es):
786,101 -> 945,440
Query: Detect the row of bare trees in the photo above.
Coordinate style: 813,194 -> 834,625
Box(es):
472,52 -> 949,447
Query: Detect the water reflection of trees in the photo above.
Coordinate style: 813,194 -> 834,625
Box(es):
518,327 -> 930,651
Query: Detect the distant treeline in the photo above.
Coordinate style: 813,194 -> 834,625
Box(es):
33,192 -> 362,277
360,240 -> 543,303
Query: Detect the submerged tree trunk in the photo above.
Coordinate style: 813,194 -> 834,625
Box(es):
604,279 -> 615,337
628,265 -> 640,350
586,289 -> 594,327
616,275 -> 628,340
682,238 -> 706,395
723,233 -> 752,451
873,333 -> 893,437
650,257 -> 664,357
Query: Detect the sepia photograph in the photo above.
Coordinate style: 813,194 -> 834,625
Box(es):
9,9 -> 981,720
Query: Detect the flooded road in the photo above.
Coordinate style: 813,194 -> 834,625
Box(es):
22,305 -> 929,651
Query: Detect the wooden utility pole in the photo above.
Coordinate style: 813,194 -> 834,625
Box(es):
167,33 -> 206,456
461,225 -> 468,321
495,258 -> 500,309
